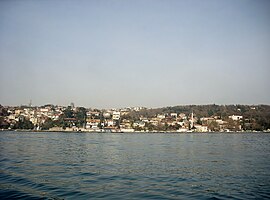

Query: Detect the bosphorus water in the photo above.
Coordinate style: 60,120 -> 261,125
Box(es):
0,131 -> 270,199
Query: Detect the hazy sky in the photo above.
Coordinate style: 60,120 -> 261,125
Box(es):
0,0 -> 270,108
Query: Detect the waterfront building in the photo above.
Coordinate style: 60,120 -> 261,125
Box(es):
194,124 -> 208,132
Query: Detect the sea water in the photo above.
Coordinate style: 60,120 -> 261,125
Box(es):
0,131 -> 270,199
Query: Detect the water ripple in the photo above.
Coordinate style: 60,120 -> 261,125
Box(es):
0,132 -> 270,199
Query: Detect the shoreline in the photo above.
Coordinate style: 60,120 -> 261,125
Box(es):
1,129 -> 269,134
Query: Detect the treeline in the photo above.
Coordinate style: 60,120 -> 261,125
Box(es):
126,104 -> 269,117
125,104 -> 270,130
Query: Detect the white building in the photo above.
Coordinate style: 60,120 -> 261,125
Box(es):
229,115 -> 243,121
195,125 -> 208,132
179,113 -> 186,119
112,111 -> 121,120
120,128 -> 135,132
133,121 -> 145,128
107,120 -> 114,127
157,114 -> 166,119
177,128 -> 188,132
170,113 -> 178,118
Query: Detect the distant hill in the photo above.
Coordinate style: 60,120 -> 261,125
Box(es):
128,104 -> 269,117
125,104 -> 270,130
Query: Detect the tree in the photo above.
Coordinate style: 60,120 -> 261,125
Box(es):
197,118 -> 202,125
0,105 -> 8,116
145,122 -> 155,131
75,107 -> 86,127
0,117 -> 10,129
42,118 -> 54,130
14,117 -> 34,130
226,119 -> 241,131
208,121 -> 220,132
63,106 -> 74,118
207,109 -> 214,117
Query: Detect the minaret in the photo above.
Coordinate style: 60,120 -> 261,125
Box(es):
190,111 -> 194,129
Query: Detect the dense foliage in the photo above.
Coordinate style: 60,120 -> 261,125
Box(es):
125,104 -> 270,130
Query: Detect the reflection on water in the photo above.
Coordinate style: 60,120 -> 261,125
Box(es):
0,132 -> 270,199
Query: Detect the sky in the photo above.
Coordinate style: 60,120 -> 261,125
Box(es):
0,0 -> 270,108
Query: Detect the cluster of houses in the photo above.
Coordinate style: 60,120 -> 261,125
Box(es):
1,104 -> 245,132
4,105 -> 64,129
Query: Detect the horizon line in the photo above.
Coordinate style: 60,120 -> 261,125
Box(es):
1,103 -> 269,110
